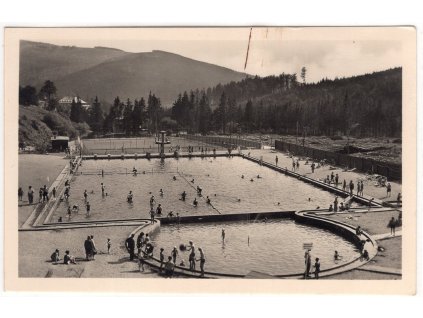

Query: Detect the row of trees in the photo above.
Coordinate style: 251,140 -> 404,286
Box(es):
102,92 -> 164,135
20,67 -> 401,138
19,80 -> 58,109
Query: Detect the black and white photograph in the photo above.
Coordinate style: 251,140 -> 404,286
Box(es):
3,27 -> 416,293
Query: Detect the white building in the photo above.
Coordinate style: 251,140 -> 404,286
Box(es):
58,96 -> 91,110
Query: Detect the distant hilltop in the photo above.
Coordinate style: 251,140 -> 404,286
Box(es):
19,40 -> 247,106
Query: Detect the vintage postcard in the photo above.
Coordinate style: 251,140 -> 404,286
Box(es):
4,27 -> 416,293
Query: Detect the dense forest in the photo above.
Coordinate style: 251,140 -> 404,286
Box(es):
20,67 -> 402,143
169,67 -> 402,137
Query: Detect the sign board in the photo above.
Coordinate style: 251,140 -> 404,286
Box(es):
303,243 -> 313,250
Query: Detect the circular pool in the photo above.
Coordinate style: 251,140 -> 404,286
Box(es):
150,219 -> 361,276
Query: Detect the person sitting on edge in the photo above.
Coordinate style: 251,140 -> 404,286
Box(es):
164,256 -> 175,278
63,250 -> 77,264
167,211 -> 174,218
328,204 -> 333,212
51,249 -> 60,263
356,226 -> 362,236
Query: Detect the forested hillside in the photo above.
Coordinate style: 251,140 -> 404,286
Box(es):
170,68 -> 402,137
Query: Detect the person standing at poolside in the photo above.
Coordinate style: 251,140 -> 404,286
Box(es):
335,173 -> 339,186
107,238 -> 111,254
101,183 -> 105,196
18,187 -> 24,201
84,236 -> 93,261
221,229 -> 225,243
28,186 -> 34,204
125,234 -> 136,261
349,180 -> 354,196
86,201 -> 91,216
84,189 -> 88,202
314,258 -> 320,279
342,180 -> 346,192
159,248 -> 165,272
150,208 -> 155,224
387,182 -> 392,197
150,195 -> 156,209
388,217 -> 397,236
43,185 -> 49,202
304,249 -> 312,279
275,155 -> 279,166
334,197 -> 338,212
187,241 -> 196,271
90,235 -> 97,260
197,247 -> 206,278
137,232 -> 145,255
171,246 -> 178,264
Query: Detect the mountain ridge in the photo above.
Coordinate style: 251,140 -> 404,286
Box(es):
19,40 -> 247,106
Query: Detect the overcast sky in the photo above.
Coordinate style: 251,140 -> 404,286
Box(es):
28,27 -> 402,82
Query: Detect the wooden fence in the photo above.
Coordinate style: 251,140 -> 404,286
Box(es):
275,140 -> 401,181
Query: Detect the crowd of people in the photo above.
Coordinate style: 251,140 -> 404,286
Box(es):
125,232 -> 206,278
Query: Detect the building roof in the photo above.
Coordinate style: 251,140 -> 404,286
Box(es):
59,96 -> 90,105
51,136 -> 70,141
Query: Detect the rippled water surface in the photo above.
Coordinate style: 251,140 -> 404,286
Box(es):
152,219 -> 360,275
53,157 -> 342,222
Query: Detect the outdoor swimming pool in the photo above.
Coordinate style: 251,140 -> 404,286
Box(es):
52,157 -> 347,222
151,219 -> 361,276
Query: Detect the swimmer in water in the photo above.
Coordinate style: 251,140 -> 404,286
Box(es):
193,198 -> 198,207
173,176 -> 177,181
241,175 -> 244,179
238,198 -> 241,202
257,175 -> 261,179
159,188 -> 164,196
334,250 -> 342,261
127,191 -> 133,203
250,178 -> 254,182
181,191 -> 186,201
206,196 -> 211,204
191,179 -> 195,183
132,167 -> 137,175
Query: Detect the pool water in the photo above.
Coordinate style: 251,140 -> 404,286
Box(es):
151,219 -> 360,276
53,157 -> 343,222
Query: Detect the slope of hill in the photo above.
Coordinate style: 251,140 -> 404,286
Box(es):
20,40 -> 129,88
19,105 -> 90,151
19,41 -> 247,106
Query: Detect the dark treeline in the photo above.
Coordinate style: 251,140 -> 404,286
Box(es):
102,92 -> 165,135
21,67 -> 401,138
168,67 -> 402,137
